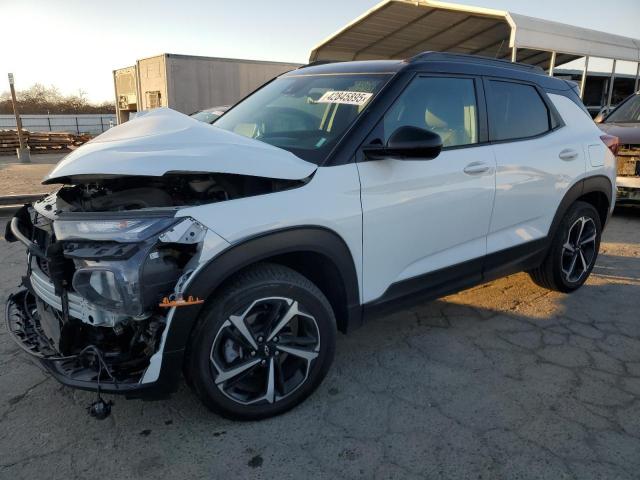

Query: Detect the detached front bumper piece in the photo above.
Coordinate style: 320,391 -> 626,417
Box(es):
5,289 -> 182,398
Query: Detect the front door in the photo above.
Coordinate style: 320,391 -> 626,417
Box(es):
357,75 -> 496,304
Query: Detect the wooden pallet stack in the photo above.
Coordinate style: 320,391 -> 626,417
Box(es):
0,130 -> 21,154
0,130 -> 92,155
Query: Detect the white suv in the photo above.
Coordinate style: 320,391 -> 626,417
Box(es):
6,53 -> 616,420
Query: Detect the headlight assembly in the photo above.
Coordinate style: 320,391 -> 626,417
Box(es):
60,217 -> 203,317
73,268 -> 127,312
53,216 -> 178,242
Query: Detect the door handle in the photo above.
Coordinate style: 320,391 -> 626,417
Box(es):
559,149 -> 579,161
463,162 -> 491,175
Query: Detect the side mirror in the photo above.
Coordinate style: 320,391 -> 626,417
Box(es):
594,107 -> 609,124
363,126 -> 443,160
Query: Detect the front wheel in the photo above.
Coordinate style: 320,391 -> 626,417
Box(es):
529,201 -> 602,293
187,263 -> 336,420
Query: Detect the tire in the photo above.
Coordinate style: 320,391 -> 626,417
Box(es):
187,263 -> 336,420
529,201 -> 602,293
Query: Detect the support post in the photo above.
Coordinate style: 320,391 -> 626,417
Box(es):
606,59 -> 617,111
548,51 -> 557,77
580,56 -> 590,99
635,62 -> 640,93
511,47 -> 517,63
7,73 -> 30,163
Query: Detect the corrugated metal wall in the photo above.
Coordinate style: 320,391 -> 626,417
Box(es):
0,114 -> 116,134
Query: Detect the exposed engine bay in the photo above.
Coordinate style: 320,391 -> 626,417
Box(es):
49,172 -> 305,211
6,172 -> 304,398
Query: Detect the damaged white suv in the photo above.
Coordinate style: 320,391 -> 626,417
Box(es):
6,53 -> 616,420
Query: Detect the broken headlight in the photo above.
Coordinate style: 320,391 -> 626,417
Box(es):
60,217 -> 202,317
72,264 -> 136,314
53,216 -> 178,242
71,245 -> 182,317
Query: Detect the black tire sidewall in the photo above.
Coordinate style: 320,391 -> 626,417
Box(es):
550,202 -> 602,292
190,276 -> 336,420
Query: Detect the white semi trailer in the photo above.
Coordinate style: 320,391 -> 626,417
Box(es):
113,53 -> 301,124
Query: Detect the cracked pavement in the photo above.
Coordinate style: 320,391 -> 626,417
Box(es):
1,209 -> 639,479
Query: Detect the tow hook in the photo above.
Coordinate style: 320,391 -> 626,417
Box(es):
80,345 -> 118,420
88,397 -> 113,420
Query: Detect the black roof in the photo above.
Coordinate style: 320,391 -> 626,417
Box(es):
287,52 -> 573,91
289,59 -> 405,75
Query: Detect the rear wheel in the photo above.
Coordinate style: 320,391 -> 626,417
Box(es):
529,201 -> 602,293
187,263 -> 336,420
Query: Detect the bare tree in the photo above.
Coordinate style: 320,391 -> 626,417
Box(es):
0,84 -> 115,114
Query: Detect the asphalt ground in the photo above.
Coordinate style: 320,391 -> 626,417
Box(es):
0,209 -> 639,479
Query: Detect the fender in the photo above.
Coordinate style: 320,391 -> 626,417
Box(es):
163,226 -> 362,354
548,175 -> 613,242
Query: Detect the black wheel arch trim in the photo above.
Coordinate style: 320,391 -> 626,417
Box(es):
163,226 -> 362,354
548,175 -> 612,241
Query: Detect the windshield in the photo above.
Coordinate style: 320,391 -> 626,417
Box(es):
606,94 -> 640,123
214,73 -> 391,164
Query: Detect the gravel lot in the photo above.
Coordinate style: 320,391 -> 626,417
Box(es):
1,209 -> 639,480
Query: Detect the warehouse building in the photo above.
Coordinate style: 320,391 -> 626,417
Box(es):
113,54 -> 300,124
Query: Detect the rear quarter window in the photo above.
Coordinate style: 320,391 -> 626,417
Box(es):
487,80 -> 553,142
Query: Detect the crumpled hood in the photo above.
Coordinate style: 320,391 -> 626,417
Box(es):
44,108 -> 317,184
598,122 -> 640,145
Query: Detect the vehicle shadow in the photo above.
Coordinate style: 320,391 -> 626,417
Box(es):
613,205 -> 640,218
124,251 -> 638,477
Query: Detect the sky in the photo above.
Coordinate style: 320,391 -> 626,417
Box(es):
2,0 -> 639,102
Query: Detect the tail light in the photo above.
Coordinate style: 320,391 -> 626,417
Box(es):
600,134 -> 620,155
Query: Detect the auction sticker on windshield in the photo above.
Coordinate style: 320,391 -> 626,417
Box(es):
317,91 -> 373,106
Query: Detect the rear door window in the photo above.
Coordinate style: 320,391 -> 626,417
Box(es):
486,80 -> 552,141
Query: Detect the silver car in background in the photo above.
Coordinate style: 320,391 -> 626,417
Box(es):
190,105 -> 231,124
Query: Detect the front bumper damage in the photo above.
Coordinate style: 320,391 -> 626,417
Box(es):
616,177 -> 640,205
6,289 -> 183,397
616,146 -> 640,205
4,201 -> 222,399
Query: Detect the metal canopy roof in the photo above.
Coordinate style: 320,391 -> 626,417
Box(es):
309,0 -> 640,69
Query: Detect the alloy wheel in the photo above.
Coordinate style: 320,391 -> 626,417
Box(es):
561,216 -> 597,283
210,297 -> 320,405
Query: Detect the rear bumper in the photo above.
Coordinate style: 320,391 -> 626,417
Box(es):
5,289 -> 183,398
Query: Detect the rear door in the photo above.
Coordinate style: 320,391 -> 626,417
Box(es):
484,78 -> 586,256
357,74 -> 496,303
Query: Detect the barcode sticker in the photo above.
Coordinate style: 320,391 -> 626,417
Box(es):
316,91 -> 373,106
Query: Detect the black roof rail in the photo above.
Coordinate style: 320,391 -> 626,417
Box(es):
297,60 -> 341,70
408,51 -> 545,73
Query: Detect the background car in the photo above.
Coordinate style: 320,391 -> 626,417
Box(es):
597,92 -> 640,204
189,105 -> 231,124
